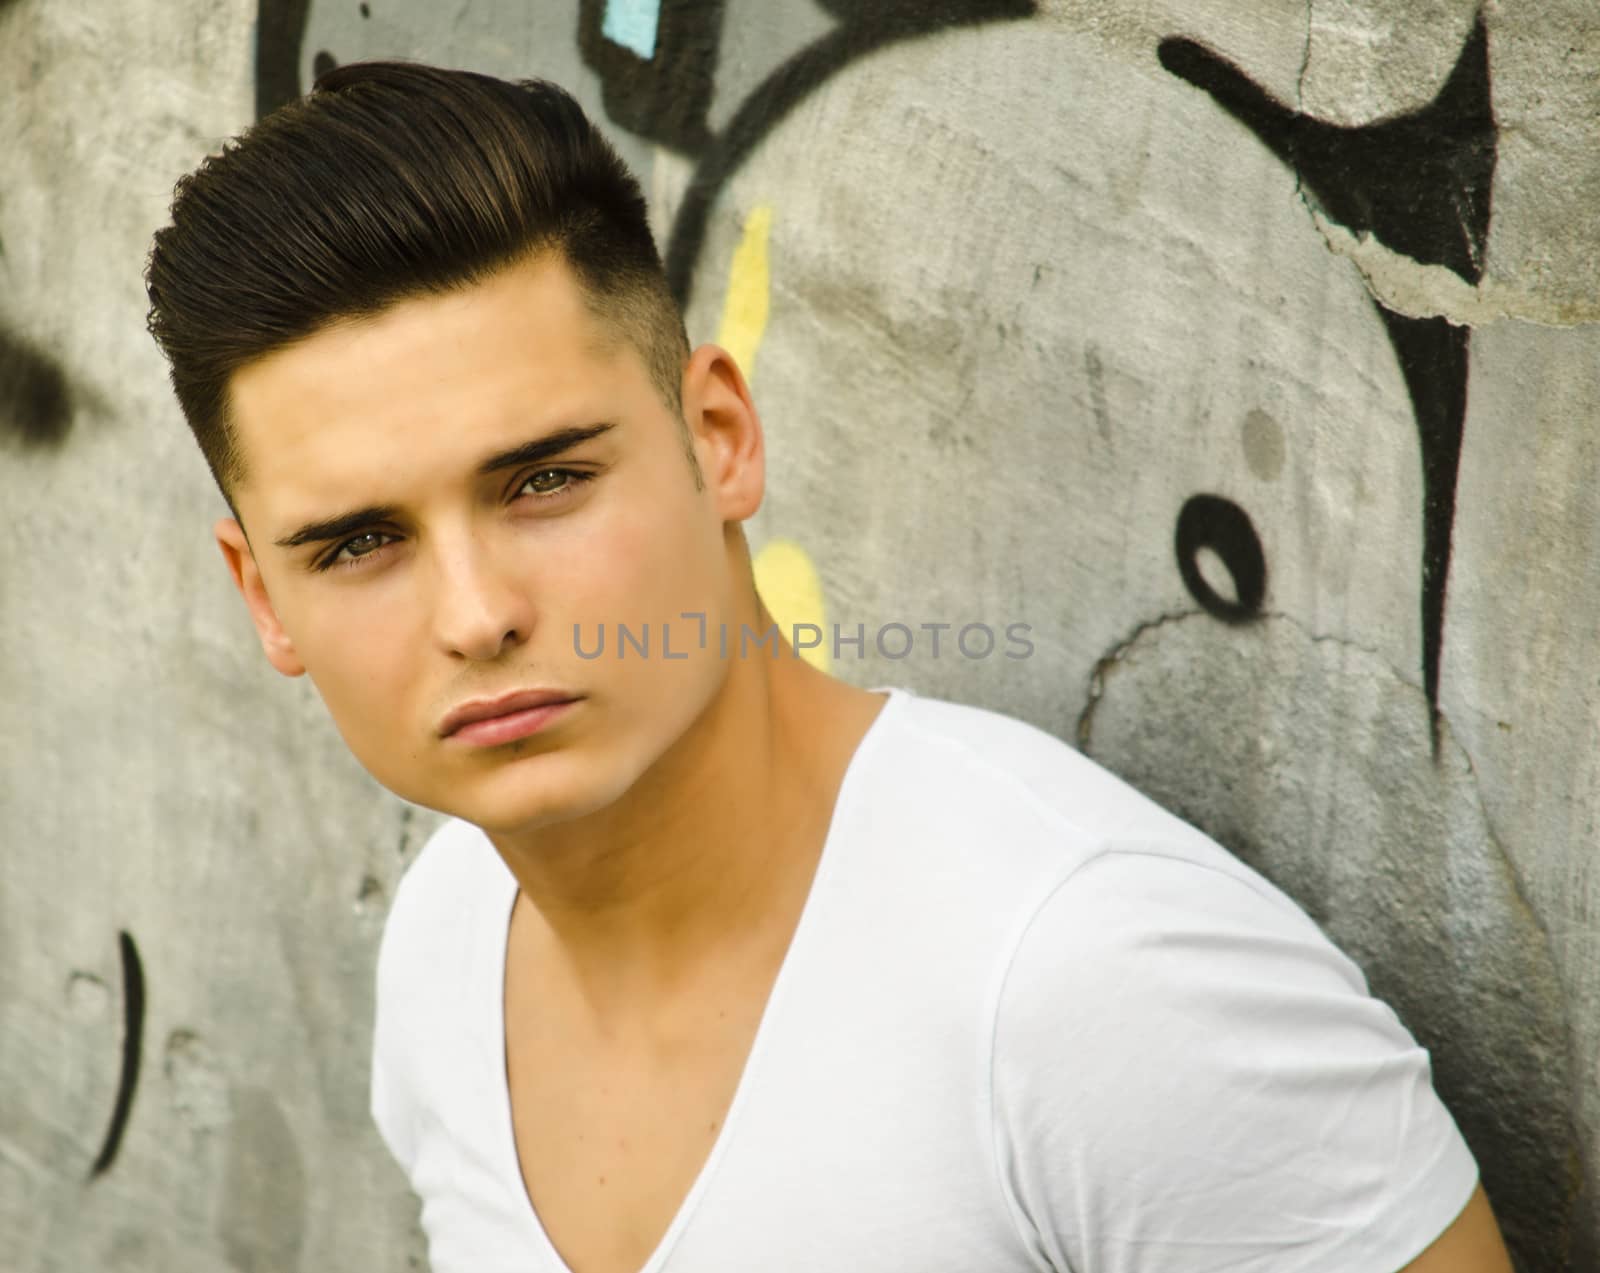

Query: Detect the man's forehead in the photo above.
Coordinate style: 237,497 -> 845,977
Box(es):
226,260 -> 629,476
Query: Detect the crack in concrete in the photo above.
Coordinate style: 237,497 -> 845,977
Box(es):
1289,0 -> 1315,222
1264,607 -> 1414,687
1308,211 -> 1600,330
1450,729 -> 1555,957
1077,607 -> 1418,751
1074,606 -> 1554,967
1296,0 -> 1313,113
1075,607 -> 1198,747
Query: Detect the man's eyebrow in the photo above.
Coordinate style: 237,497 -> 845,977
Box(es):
475,422 -> 616,477
271,423 -> 617,551
275,505 -> 401,550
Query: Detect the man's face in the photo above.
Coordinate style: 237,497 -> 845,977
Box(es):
218,252 -> 762,836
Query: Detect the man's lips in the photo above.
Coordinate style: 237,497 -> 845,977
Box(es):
438,689 -> 582,739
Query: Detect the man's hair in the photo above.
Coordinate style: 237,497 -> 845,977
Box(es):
144,61 -> 692,504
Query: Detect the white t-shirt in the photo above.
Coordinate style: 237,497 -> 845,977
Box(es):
371,686 -> 1478,1272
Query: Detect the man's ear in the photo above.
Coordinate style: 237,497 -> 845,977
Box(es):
214,517 -> 306,678
680,343 -> 765,523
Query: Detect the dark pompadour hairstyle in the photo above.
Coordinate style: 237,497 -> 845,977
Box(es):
145,61 -> 691,503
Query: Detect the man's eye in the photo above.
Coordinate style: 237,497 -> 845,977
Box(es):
342,531 -> 387,558
320,531 -> 391,570
518,468 -> 589,500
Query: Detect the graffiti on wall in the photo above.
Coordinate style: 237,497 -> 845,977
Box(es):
0,325 -> 72,449
576,0 -> 728,155
88,932 -> 145,1180
647,0 -> 1038,306
1160,14 -> 1494,732
256,0 -> 312,119
0,0 -> 73,456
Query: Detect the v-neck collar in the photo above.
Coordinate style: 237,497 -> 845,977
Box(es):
481,686 -> 909,1273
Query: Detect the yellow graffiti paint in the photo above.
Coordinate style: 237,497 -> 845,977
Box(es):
716,204 -> 773,382
753,538 -> 830,672
721,209 -> 823,669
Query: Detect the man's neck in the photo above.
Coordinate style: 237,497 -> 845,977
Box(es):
490,648 -> 887,1018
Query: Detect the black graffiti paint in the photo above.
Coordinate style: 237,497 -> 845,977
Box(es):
578,0 -> 728,154
1158,18 -> 1493,283
0,324 -> 72,450
0,9 -> 74,452
256,0 -> 314,118
1175,495 -> 1266,624
1377,307 -> 1470,729
662,0 -> 1036,308
89,932 -> 145,1180
1158,14 -> 1494,730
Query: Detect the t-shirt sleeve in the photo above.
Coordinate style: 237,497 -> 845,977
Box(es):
990,848 -> 1479,1273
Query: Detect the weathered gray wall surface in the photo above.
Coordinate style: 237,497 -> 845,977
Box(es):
1,0 -> 1594,1269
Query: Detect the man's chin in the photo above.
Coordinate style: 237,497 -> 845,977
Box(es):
422,757 -> 630,841
465,797 -> 599,840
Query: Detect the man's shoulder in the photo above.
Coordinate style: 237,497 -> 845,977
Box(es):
882,693 -> 1344,963
876,687 -> 1215,851
824,688 -> 1291,952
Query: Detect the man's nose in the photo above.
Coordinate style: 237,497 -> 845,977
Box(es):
429,532 -> 534,661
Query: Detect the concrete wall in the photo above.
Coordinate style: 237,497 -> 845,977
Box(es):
1,1 -> 1593,1268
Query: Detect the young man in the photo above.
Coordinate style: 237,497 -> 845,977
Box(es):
145,62 -> 1513,1273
